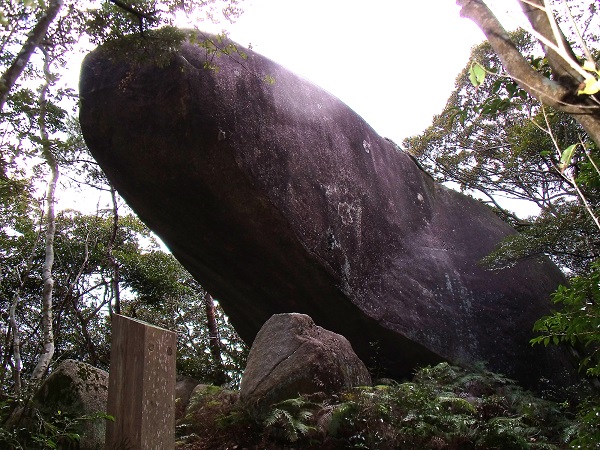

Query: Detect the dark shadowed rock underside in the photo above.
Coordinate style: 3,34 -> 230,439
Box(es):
79,31 -> 573,388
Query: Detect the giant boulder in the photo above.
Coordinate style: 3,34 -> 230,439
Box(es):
79,32 -> 573,388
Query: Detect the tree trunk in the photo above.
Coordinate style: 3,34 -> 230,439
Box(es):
4,220 -> 43,392
0,0 -> 63,112
72,302 -> 100,367
30,49 -> 58,384
107,186 -> 121,315
8,293 -> 22,393
204,293 -> 227,385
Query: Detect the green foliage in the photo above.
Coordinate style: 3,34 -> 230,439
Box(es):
0,396 -> 113,450
333,363 -> 563,449
120,249 -> 191,304
0,203 -> 248,389
0,0 -> 249,436
177,385 -> 254,448
468,61 -> 487,87
187,30 -> 248,71
531,262 -> 600,377
407,8 -> 600,450
324,364 -> 570,449
119,258 -> 248,385
480,202 -> 599,273
96,27 -> 252,78
124,289 -> 248,386
406,34 -> 562,211
559,144 -> 579,173
176,363 -> 575,449
263,397 -> 318,443
90,25 -> 188,68
405,32 -> 599,274
567,400 -> 600,449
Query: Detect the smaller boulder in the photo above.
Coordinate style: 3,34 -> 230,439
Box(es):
175,375 -> 201,420
240,313 -> 371,418
186,384 -> 239,416
32,359 -> 109,450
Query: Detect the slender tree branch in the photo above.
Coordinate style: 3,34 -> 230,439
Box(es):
539,106 -> 600,231
0,0 -> 63,112
560,0 -> 594,64
30,48 -> 58,384
518,0 -> 582,86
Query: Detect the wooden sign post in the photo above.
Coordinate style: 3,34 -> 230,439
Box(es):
105,314 -> 177,449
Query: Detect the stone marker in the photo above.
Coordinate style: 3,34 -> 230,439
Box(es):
105,314 -> 177,449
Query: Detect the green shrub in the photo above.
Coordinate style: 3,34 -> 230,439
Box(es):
176,363 -> 576,449
0,397 -> 112,450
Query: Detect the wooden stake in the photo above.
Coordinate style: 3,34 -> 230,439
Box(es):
105,314 -> 176,449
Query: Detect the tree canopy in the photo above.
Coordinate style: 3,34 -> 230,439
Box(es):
404,31 -> 599,274
0,0 -> 248,402
408,1 -> 600,444
457,0 -> 600,145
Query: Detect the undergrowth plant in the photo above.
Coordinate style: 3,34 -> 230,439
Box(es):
316,363 -> 569,449
531,263 -> 600,448
176,363 -> 578,449
0,396 -> 113,450
263,397 -> 318,443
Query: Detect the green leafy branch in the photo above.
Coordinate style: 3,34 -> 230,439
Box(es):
531,261 -> 600,377
534,106 -> 600,232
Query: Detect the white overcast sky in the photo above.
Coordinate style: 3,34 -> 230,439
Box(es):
69,0 -> 525,145
68,1 -> 526,214
190,0 -> 523,144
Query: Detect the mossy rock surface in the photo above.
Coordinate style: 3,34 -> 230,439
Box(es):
32,359 -> 109,450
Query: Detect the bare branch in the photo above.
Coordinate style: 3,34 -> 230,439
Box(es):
560,0 -> 594,64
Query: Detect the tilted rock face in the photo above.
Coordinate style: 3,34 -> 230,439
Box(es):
240,313 -> 371,417
79,32 -> 573,388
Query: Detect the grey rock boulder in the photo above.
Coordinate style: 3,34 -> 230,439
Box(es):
239,313 -> 371,418
32,359 -> 109,450
175,376 -> 201,421
79,31 -> 573,389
